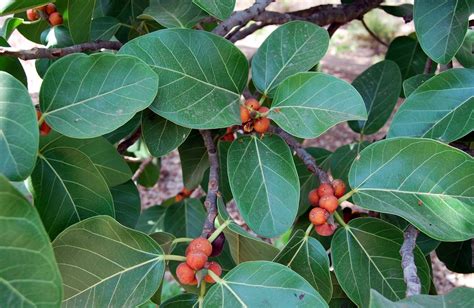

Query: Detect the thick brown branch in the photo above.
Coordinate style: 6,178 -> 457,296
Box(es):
0,41 -> 122,60
231,0 -> 383,42
200,130 -> 220,237
213,0 -> 275,36
400,225 -> 421,297
269,125 -> 330,183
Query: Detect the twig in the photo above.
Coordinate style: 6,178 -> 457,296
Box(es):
423,58 -> 434,74
213,0 -> 275,36
327,23 -> 343,37
360,18 -> 388,46
229,22 -> 266,42
0,41 -> 122,60
231,0 -> 383,42
199,130 -> 220,237
269,125 -> 330,183
400,225 -> 421,297
132,157 -> 153,182
117,127 -> 142,155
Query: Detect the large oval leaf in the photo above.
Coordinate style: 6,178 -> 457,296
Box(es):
330,142 -> 369,185
332,218 -> 431,308
456,30 -> 474,68
274,230 -> 332,302
31,147 -> 115,238
269,72 -> 367,139
140,0 -> 207,28
348,60 -> 401,135
179,131 -> 209,190
119,29 -> 248,129
388,68 -> 474,143
164,199 -> 206,238
402,73 -> 434,97
369,287 -> 474,308
142,110 -> 191,157
40,132 -> 132,187
203,261 -> 328,307
227,135 -> 299,237
414,0 -> 471,64
111,180 -> 141,228
40,53 -> 159,138
53,216 -> 165,306
64,0 -> 95,44
135,203 -> 168,234
385,36 -> 430,83
0,0 -> 49,15
0,71 -> 38,181
436,240 -> 473,273
252,21 -> 329,96
0,38 -> 27,86
0,175 -> 62,307
348,138 -> 474,241
193,0 -> 235,20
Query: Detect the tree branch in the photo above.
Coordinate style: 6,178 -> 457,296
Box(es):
132,157 -> 153,182
269,125 -> 330,183
117,127 -> 142,155
230,0 -> 383,42
213,0 -> 275,36
400,225 -> 421,297
0,41 -> 122,60
200,130 -> 220,237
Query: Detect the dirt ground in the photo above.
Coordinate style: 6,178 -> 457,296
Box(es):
4,1 -> 473,295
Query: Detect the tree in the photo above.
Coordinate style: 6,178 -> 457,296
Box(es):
0,0 -> 473,307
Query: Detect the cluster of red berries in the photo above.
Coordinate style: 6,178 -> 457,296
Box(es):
27,4 -> 63,26
176,238 -> 222,285
308,179 -> 346,236
240,98 -> 270,133
36,110 -> 51,136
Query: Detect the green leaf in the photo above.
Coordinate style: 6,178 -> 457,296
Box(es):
164,198 -> 206,238
0,71 -> 38,181
91,16 -> 121,41
252,21 -> 329,96
348,60 -> 401,135
402,73 -> 434,97
414,0 -> 471,64
111,180 -> 141,228
179,131 -> 209,190
274,230 -> 332,302
388,68 -> 474,143
456,30 -> 474,68
149,231 -> 176,254
332,218 -> 431,308
348,137 -> 474,241
41,25 -> 73,48
142,110 -> 191,157
330,142 -> 369,185
294,147 -> 331,216
119,29 -> 248,129
161,293 -> 198,308
53,216 -> 165,306
380,4 -> 413,19
103,112 -> 141,144
227,135 -> 300,237
203,261 -> 328,307
40,53 -> 159,138
0,17 -> 23,39
15,11 -> 50,43
192,0 -> 234,20
269,72 -> 367,139
369,287 -> 474,308
0,175 -> 62,307
40,132 -> 132,187
385,36 -> 431,83
140,0 -> 207,28
0,0 -> 49,15
436,240 -> 473,273
0,38 -> 27,86
217,140 -> 233,202
31,147 -> 115,238
135,203 -> 168,234
63,0 -> 95,44
129,159 -> 161,187
329,272 -> 356,308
